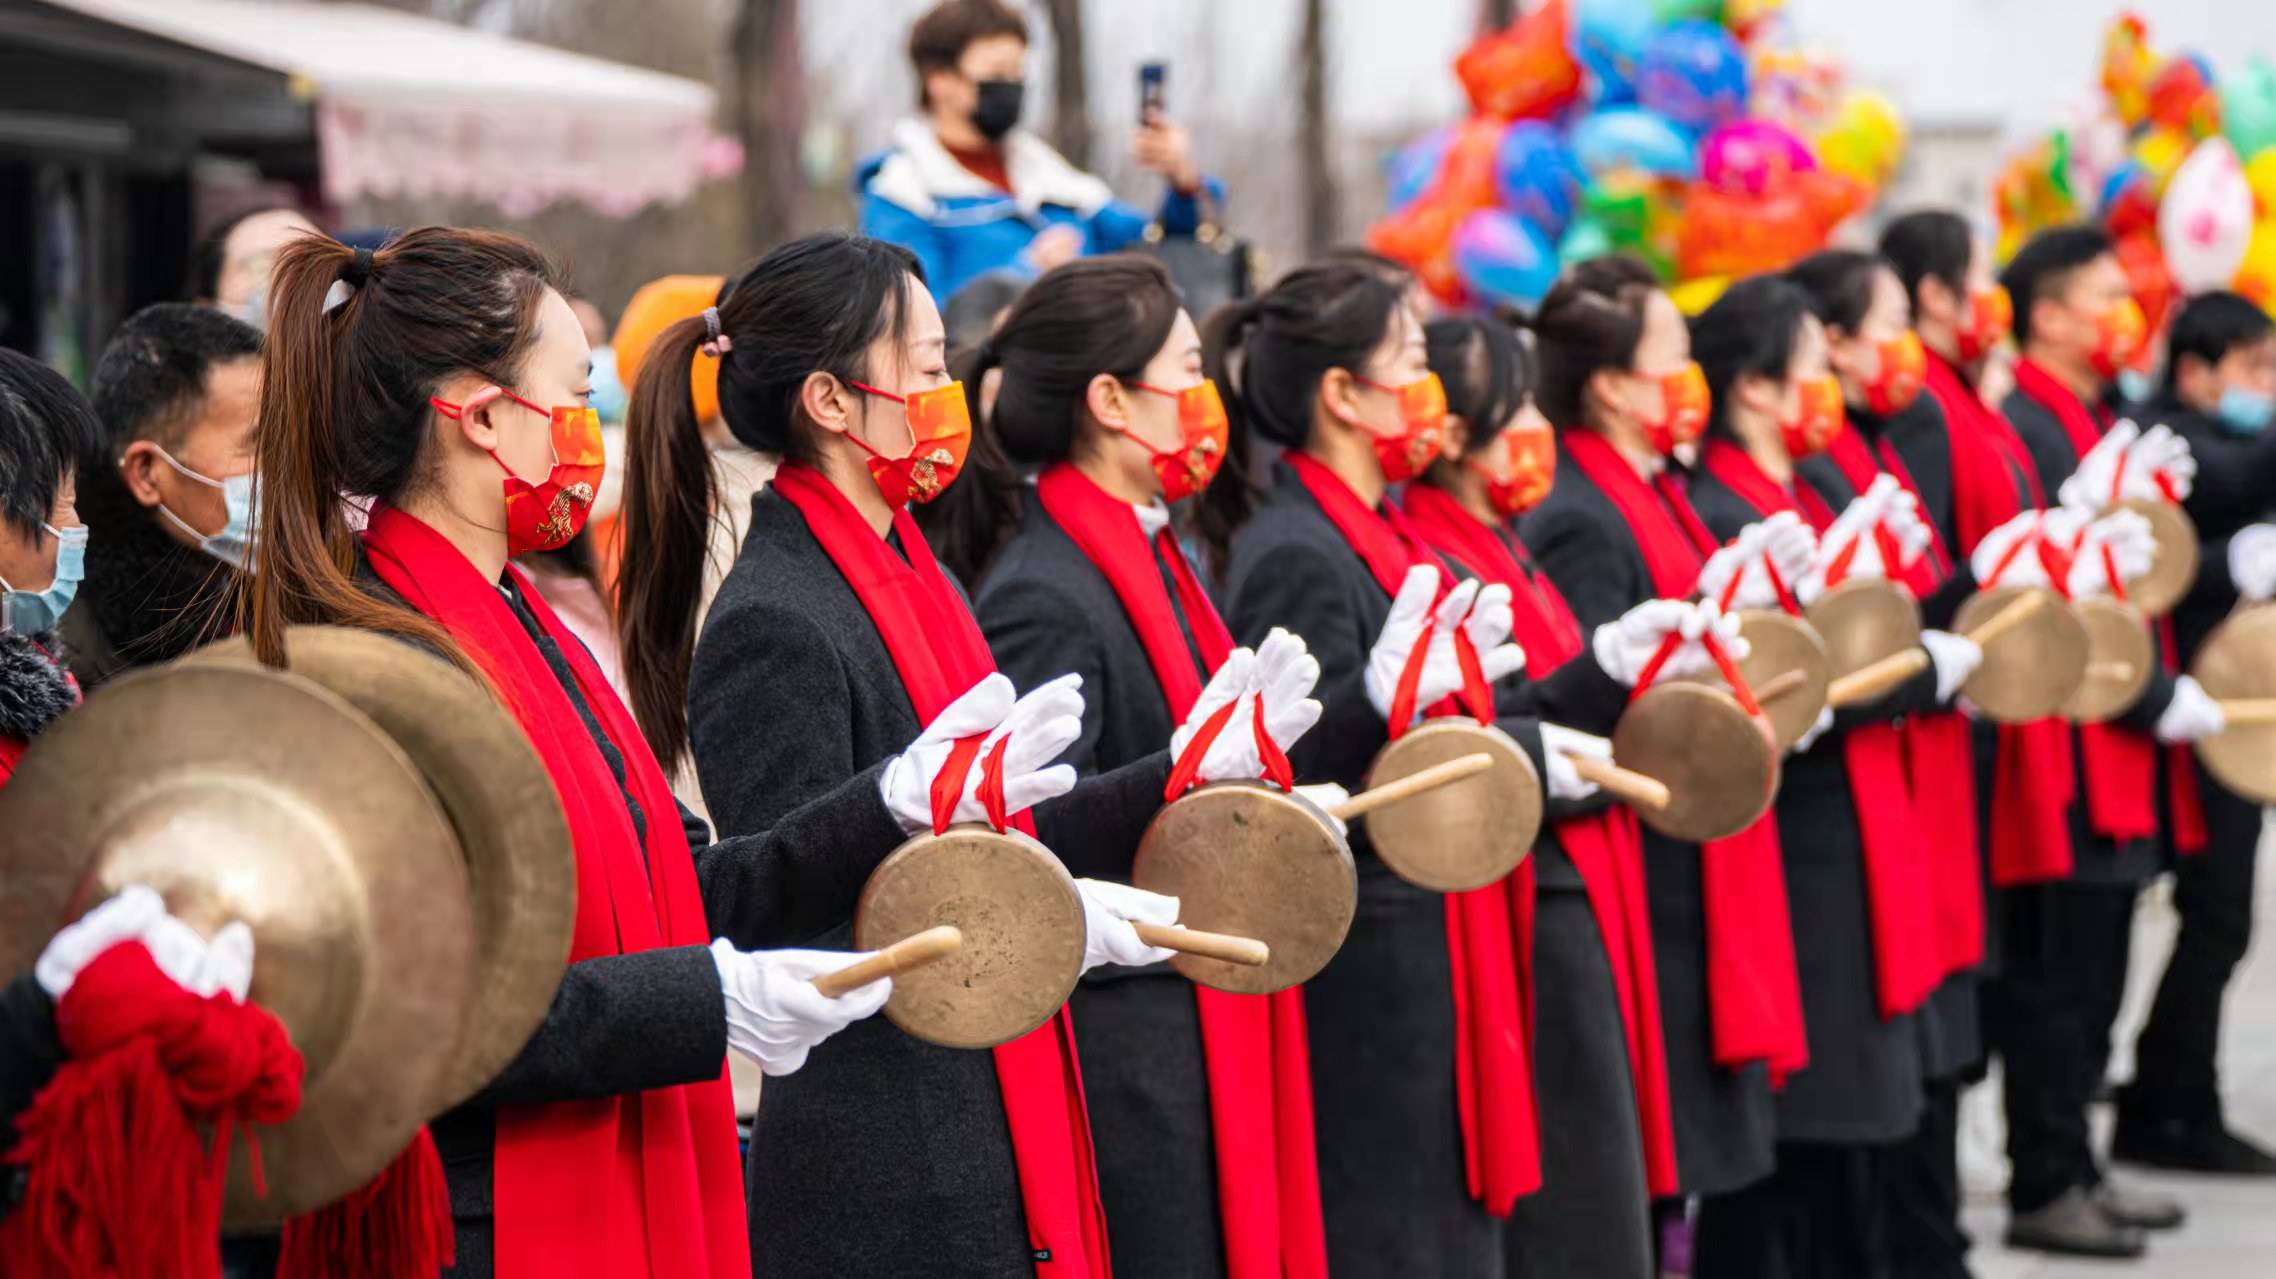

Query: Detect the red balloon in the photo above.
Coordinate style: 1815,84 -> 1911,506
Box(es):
2114,231 -> 2177,337
1793,169 -> 1868,230
1677,183 -> 1821,279
1368,115 -> 1507,304
1456,0 -> 1583,121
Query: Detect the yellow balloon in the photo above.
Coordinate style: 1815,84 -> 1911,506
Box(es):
1817,90 -> 1907,188
2235,219 -> 2276,308
1670,276 -> 1732,316
2135,128 -> 2192,193
2247,150 -> 2276,219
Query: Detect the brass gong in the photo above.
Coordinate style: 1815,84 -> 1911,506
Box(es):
2116,497 -> 2199,619
1611,684 -> 1777,843
2061,597 -> 2155,723
1804,578 -> 1923,681
1131,782 -> 1356,994
0,664 -> 478,1225
2190,603 -> 2276,803
1685,609 -> 1828,753
187,627 -> 574,1108
1363,720 -> 1543,892
852,825 -> 1085,1049
1951,586 -> 2090,723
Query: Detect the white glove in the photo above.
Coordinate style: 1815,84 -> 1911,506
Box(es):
2126,423 -> 2196,501
880,673 -> 1082,833
2156,675 -> 2228,744
711,941 -> 893,1076
1969,511 -> 2053,589
1458,582 -> 1530,687
1919,630 -> 1984,705
1365,565 -> 1441,721
1172,630 -> 1328,783
1539,723 -> 1608,802
1800,477 -> 1899,597
2067,509 -> 2155,599
1292,782 -> 1351,836
1171,646 -> 1258,778
1591,598 -> 1751,685
2057,419 -> 2141,515
1076,879 -> 1181,972
1367,569 -> 1511,727
1699,514 -> 1818,611
1881,489 -> 1934,571
1792,707 -> 1835,754
2229,523 -> 2276,602
35,884 -> 254,1003
1695,523 -> 1765,609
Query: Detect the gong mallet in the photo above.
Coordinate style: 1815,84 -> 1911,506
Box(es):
1775,589 -> 2050,711
812,925 -> 968,997
1326,751 -> 1497,821
1564,754 -> 1676,811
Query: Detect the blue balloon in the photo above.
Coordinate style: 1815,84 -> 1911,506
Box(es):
1494,121 -> 1589,240
1570,107 -> 1696,178
1454,209 -> 1561,309
1572,0 -> 1656,105
1386,126 -> 1453,213
1636,19 -> 1749,131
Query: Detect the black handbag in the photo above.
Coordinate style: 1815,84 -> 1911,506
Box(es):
1142,192 -> 1255,321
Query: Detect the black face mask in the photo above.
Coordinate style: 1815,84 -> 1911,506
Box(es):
971,79 -> 1025,142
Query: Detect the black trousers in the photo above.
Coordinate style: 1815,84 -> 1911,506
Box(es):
1883,1078 -> 1974,1279
1984,879 -> 2139,1213
1693,1142 -> 1890,1279
2129,779 -> 2262,1124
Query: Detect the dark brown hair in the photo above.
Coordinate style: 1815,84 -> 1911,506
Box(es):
1531,254 -> 1661,428
909,0 -> 1028,107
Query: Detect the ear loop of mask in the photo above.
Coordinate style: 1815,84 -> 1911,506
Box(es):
844,379 -> 923,461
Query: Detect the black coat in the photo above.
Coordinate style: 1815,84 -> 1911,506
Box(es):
2134,396 -> 2276,662
1850,396 -> 1978,630
60,459 -> 238,690
691,486 -> 1174,1279
1519,447 -> 1778,1196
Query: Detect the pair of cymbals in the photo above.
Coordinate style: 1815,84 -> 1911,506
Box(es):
1685,609 -> 1829,752
2191,603 -> 2276,803
2117,498 -> 2198,619
1951,586 -> 2091,723
1611,682 -> 1778,844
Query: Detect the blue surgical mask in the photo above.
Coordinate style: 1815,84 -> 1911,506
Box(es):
2217,385 -> 2275,435
2116,367 -> 2154,407
232,283 -> 269,334
0,524 -> 87,634
587,345 -> 629,424
151,447 -> 258,568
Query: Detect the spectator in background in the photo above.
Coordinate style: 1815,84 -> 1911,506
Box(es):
857,0 -> 1221,301
568,295 -> 630,425
0,349 -> 96,780
185,205 -> 319,331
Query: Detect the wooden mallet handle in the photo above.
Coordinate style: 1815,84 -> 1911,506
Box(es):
1565,754 -> 1674,812
1752,669 -> 1811,705
2087,662 -> 2137,682
2217,698 -> 2276,725
1331,752 -> 1497,821
1827,648 -> 1931,708
811,925 -> 964,997
1133,922 -> 1271,967
1965,589 -> 2046,648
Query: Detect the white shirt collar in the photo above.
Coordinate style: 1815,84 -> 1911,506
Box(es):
1132,499 -> 1172,538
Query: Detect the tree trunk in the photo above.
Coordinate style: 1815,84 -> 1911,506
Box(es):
1042,0 -> 1091,170
1480,0 -> 1518,29
730,0 -> 805,249
1297,0 -> 1339,257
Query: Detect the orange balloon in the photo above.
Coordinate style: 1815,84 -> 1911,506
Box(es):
2113,232 -> 2176,337
614,274 -> 727,425
1676,184 -> 1821,279
1455,0 -> 1582,121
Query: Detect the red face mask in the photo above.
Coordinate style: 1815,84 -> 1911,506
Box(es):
2089,297 -> 2148,380
1470,418 -> 1557,516
1956,285 -> 2013,362
1637,361 -> 1710,457
1354,371 -> 1449,483
1864,330 -> 1927,416
431,388 -> 605,555
1781,374 -> 1848,457
1121,378 -> 1230,503
845,380 -> 974,508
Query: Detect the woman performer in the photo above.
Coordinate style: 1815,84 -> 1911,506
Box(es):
615,232 -> 1266,1279
239,226 -> 951,1278
1515,255 -> 1801,1220
1398,313 -> 1677,1279
924,254 -> 1330,1279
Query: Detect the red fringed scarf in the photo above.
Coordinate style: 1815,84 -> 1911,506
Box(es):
363,504 -> 750,1279
769,463 -> 1111,1277
1548,432 -> 1809,1077
1700,442 -> 1942,1018
1282,452 -> 1543,1214
1399,480 -> 1680,1198
1035,463 -> 1327,1277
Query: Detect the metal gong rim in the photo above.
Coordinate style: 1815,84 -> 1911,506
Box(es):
0,664 -> 477,1225
1363,720 -> 1543,892
2191,603 -> 2276,803
187,626 -> 575,1110
1803,578 -> 1923,681
1131,781 -> 1356,994
2061,597 -> 2155,723
1681,609 -> 1828,753
1953,586 -> 2090,723
2117,498 -> 2199,619
854,825 -> 1084,1049
1612,683 -> 1777,843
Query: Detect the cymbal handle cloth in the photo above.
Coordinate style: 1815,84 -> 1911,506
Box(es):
1328,752 -> 1496,820
1565,754 -> 1674,812
1826,648 -> 1931,707
1132,922 -> 1271,967
1964,589 -> 2045,648
811,925 -> 965,997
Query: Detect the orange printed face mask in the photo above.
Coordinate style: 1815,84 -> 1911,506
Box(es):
430,388 -> 605,555
1781,374 -> 1848,457
1864,330 -> 1927,416
1957,285 -> 2013,363
1470,418 -> 1557,516
845,380 -> 974,508
2090,297 -> 2148,380
1122,378 -> 1230,503
1354,371 -> 1449,483
1638,361 -> 1710,457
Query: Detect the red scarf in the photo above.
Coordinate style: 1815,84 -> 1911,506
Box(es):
362,505 -> 748,1279
1283,452 -> 1542,1213
1699,442 -> 1942,1018
1398,480 -> 1679,1198
1555,432 -> 1809,1077
1034,463 -> 1328,1277
769,462 -> 1111,1277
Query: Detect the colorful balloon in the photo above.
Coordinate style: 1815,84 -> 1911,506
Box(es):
1571,106 -> 1696,177
1454,209 -> 1563,309
2101,13 -> 2156,129
1668,275 -> 1732,314
2223,58 -> 2276,159
2159,138 -> 2255,292
2234,219 -> 2276,315
1815,89 -> 1906,189
2248,149 -> 2276,220
1385,127 -> 1453,213
2147,53 -> 2221,138
1495,121 -> 1591,239
1676,183 -> 1819,278
1572,0 -> 1656,105
1637,19 -> 1750,131
1457,0 -> 1584,122
1701,119 -> 1815,196
2114,231 -> 2177,339
1652,0 -> 1721,21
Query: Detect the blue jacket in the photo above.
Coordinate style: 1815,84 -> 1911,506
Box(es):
855,118 -> 1223,302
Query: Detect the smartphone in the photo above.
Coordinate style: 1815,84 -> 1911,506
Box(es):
1139,62 -> 1167,121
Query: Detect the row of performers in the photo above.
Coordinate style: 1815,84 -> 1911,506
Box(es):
4,210 -> 2273,1279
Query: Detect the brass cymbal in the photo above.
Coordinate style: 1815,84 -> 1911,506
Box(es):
186,627 -> 574,1109
853,825 -> 1084,1049
2116,498 -> 2199,619
1684,609 -> 1828,753
1953,586 -> 2089,723
1131,782 -> 1356,994
2190,602 -> 2276,803
2061,597 -> 2155,723
1363,720 -> 1543,892
0,664 -> 476,1225
1612,683 -> 1777,843
1803,578 -> 1923,681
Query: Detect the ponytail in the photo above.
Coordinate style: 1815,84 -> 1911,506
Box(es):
919,339 -> 1021,586
1195,297 -> 1265,577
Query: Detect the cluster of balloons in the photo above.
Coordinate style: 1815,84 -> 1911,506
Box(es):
1368,0 -> 1906,312
1994,12 -> 2276,330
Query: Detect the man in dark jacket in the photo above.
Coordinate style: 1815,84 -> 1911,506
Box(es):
2114,291 -> 2276,1176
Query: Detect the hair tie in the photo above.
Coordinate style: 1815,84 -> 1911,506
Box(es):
700,306 -> 733,358
341,246 -> 374,288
